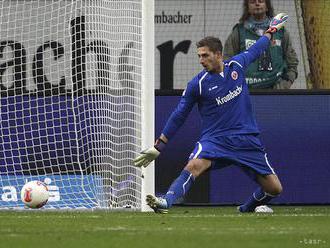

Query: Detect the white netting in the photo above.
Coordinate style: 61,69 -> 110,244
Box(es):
0,0 -> 150,210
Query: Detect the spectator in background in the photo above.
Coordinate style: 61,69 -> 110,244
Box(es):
224,0 -> 298,89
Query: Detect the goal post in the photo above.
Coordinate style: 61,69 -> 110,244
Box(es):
141,0 -> 155,212
0,0 -> 154,211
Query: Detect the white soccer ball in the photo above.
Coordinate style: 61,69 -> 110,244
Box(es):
21,180 -> 49,209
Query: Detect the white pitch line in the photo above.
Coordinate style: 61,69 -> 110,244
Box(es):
166,213 -> 330,218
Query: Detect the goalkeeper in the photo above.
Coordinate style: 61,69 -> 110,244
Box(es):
134,14 -> 287,213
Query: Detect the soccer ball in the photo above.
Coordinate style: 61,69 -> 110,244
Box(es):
21,181 -> 49,209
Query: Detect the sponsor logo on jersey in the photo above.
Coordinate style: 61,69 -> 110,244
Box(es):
215,85 -> 242,105
231,71 -> 238,80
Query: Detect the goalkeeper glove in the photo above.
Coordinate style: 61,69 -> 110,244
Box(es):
133,138 -> 167,167
266,13 -> 288,36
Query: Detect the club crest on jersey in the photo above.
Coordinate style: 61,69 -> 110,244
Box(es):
231,71 -> 238,80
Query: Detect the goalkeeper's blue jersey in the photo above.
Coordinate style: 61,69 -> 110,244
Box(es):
162,36 -> 271,141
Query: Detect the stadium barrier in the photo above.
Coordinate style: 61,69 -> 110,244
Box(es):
155,91 -> 330,205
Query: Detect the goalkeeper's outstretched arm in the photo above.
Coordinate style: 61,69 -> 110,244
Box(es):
134,77 -> 198,168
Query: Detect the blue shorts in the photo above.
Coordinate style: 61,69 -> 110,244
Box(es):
188,135 -> 275,177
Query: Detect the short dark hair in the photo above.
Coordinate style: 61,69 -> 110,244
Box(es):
196,36 -> 223,53
239,0 -> 275,23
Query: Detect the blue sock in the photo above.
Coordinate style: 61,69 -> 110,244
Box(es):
165,170 -> 195,208
239,187 -> 277,212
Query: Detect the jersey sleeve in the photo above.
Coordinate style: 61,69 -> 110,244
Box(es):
231,35 -> 271,70
161,79 -> 199,140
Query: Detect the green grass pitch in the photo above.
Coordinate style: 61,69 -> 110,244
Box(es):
0,206 -> 329,248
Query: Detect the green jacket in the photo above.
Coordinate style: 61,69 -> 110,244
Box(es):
224,23 -> 299,89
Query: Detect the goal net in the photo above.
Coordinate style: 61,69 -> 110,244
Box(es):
0,0 -> 154,210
